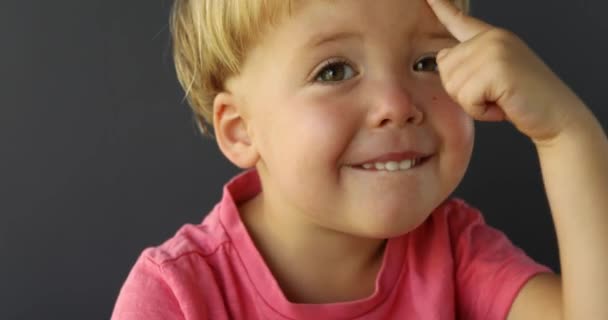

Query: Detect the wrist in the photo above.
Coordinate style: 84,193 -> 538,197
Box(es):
533,102 -> 601,151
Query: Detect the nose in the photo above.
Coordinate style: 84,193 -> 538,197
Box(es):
367,82 -> 424,128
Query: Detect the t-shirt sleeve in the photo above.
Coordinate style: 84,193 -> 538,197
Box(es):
448,200 -> 554,320
111,251 -> 188,320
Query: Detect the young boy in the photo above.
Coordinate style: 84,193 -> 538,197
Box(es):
112,0 -> 608,318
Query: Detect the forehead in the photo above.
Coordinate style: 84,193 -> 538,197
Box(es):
283,0 -> 452,47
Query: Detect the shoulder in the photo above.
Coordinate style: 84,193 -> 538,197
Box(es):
113,201 -> 244,319
425,198 -> 546,273
430,197 -> 518,258
143,205 -> 231,267
433,199 -> 556,319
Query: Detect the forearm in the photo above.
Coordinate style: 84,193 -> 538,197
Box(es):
536,106 -> 608,319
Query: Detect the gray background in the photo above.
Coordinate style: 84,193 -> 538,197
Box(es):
1,0 -> 606,319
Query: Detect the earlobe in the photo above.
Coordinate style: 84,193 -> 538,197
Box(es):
213,92 -> 259,169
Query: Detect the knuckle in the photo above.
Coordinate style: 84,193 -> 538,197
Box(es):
456,87 -> 470,106
484,34 -> 513,62
454,9 -> 466,22
485,29 -> 515,50
443,78 -> 458,96
486,57 -> 506,74
487,28 -> 515,41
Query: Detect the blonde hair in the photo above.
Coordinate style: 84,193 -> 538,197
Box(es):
170,0 -> 470,135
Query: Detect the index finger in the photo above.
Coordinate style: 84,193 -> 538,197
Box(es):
425,0 -> 493,42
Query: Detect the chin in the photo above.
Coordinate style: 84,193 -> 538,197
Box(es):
358,220 -> 425,239
354,205 -> 433,239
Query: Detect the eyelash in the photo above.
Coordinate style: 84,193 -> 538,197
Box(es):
313,58 -> 357,84
414,54 -> 439,73
312,54 -> 439,84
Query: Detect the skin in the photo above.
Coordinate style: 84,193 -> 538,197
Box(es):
215,0 -> 473,303
215,0 -> 608,317
426,0 -> 608,319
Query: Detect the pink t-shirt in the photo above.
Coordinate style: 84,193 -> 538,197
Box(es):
112,170 -> 552,320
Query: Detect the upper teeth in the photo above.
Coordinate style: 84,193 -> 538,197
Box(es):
361,159 -> 417,171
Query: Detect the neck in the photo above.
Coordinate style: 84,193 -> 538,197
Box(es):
240,191 -> 387,303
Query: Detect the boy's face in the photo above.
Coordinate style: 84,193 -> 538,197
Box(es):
228,0 -> 474,238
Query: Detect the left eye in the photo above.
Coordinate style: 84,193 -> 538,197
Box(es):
314,61 -> 357,83
413,55 -> 439,73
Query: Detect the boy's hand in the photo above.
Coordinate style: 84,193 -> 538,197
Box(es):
428,2 -> 608,319
426,0 -> 590,145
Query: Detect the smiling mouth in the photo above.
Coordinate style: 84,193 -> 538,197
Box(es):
348,156 -> 432,172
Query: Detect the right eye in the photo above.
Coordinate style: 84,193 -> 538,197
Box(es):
314,60 -> 357,83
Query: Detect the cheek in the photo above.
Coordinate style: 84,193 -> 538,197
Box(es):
431,96 -> 475,161
258,97 -> 359,213
256,93 -> 359,176
289,97 -> 358,163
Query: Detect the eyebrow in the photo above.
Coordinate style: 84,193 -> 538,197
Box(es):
305,29 -> 455,50
305,31 -> 362,49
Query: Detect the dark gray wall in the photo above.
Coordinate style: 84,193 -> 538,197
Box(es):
1,0 -> 606,319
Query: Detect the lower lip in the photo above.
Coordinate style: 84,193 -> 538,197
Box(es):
349,155 -> 433,172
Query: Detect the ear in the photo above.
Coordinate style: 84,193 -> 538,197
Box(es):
212,92 -> 259,169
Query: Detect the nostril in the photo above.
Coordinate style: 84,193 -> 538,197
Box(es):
408,108 -> 424,124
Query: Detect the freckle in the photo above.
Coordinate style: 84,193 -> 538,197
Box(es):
432,96 -> 438,101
